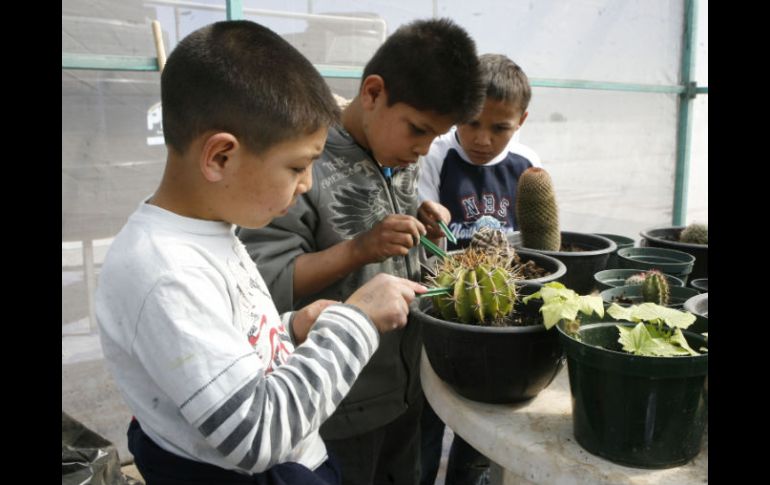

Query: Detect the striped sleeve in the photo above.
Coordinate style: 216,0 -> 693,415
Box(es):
189,303 -> 378,472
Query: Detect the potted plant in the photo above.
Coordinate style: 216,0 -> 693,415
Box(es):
514,167 -> 616,295
640,223 -> 708,280
410,245 -> 601,404
598,269 -> 698,309
524,284 -> 708,469
594,268 -> 685,292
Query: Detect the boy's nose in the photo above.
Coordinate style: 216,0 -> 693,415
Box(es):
474,131 -> 492,146
297,167 -> 313,194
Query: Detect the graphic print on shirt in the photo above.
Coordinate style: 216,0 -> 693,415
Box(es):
230,241 -> 293,372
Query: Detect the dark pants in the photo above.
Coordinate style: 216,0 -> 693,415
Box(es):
419,402 -> 490,485
128,418 -> 340,485
324,395 -> 424,485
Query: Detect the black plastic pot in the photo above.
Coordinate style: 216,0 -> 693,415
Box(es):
411,282 -> 564,404
517,231 -> 617,295
557,322 -> 708,469
594,233 -> 635,269
593,268 -> 684,292
599,284 -> 699,309
689,278 -> 708,293
515,248 -> 567,285
684,293 -> 708,334
617,247 -> 695,284
640,227 -> 707,280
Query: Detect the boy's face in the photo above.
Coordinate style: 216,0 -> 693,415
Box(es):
227,127 -> 327,229
363,85 -> 455,168
456,98 -> 528,165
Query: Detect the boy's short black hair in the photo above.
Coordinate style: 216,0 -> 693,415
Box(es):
479,54 -> 532,113
161,20 -> 339,154
362,18 -> 484,123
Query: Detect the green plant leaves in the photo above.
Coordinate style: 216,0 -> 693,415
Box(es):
607,302 -> 696,329
617,323 -> 698,356
523,281 -> 604,330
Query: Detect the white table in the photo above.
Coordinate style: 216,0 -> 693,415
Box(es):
420,349 -> 708,485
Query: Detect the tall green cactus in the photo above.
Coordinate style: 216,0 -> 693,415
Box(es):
680,223 -> 708,245
640,270 -> 670,305
430,248 -> 518,325
515,167 -> 561,251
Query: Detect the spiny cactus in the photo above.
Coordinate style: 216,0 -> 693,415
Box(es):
515,167 -> 561,251
640,270 -> 670,305
624,273 -> 647,286
430,247 -> 519,325
680,223 -> 708,245
469,227 -> 515,267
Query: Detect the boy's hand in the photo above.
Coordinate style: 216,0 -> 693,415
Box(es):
345,273 -> 427,332
417,201 -> 451,241
353,214 -> 426,264
292,299 -> 339,344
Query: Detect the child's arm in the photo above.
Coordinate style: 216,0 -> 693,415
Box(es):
128,269 -> 420,473
417,200 -> 451,242
292,214 -> 425,301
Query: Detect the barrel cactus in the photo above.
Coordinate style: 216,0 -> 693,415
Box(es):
640,270 -> 670,305
515,167 -> 561,251
430,247 -> 518,325
679,223 -> 708,245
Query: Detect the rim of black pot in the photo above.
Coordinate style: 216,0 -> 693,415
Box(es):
617,246 -> 696,264
640,226 -> 708,249
594,268 -> 685,288
555,321 -> 708,376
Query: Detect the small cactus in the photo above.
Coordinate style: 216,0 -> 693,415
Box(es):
640,270 -> 670,305
680,223 -> 708,245
430,248 -> 518,325
515,167 -> 561,251
469,227 -> 515,267
624,273 -> 647,286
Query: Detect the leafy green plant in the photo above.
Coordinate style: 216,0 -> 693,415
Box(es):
606,303 -> 704,356
522,281 -> 604,332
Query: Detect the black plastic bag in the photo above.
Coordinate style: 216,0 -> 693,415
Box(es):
62,411 -> 133,485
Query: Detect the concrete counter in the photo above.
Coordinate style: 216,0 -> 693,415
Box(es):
420,349 -> 708,485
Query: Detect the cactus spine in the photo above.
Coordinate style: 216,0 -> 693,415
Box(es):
430,248 -> 518,325
515,167 -> 561,251
640,270 -> 670,305
680,223 -> 708,245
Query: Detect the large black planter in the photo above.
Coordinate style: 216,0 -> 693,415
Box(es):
557,322 -> 708,469
640,227 -> 708,280
515,248 -> 567,285
411,282 -> 564,404
517,231 -> 617,295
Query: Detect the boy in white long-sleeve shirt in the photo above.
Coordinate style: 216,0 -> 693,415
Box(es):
95,20 -> 425,485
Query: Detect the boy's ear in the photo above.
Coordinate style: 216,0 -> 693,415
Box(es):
360,75 -> 386,111
518,111 -> 529,128
199,132 -> 239,182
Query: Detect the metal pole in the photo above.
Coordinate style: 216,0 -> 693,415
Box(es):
672,0 -> 698,225
226,0 -> 243,20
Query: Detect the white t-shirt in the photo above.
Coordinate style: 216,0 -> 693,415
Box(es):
96,202 -> 378,473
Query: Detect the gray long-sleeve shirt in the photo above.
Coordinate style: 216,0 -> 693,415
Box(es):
237,124 -> 424,439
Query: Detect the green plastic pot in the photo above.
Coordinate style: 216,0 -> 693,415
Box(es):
593,268 -> 684,292
689,278 -> 708,293
617,247 -> 695,284
557,322 -> 708,468
599,284 -> 699,309
640,227 -> 707,280
594,233 -> 635,269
